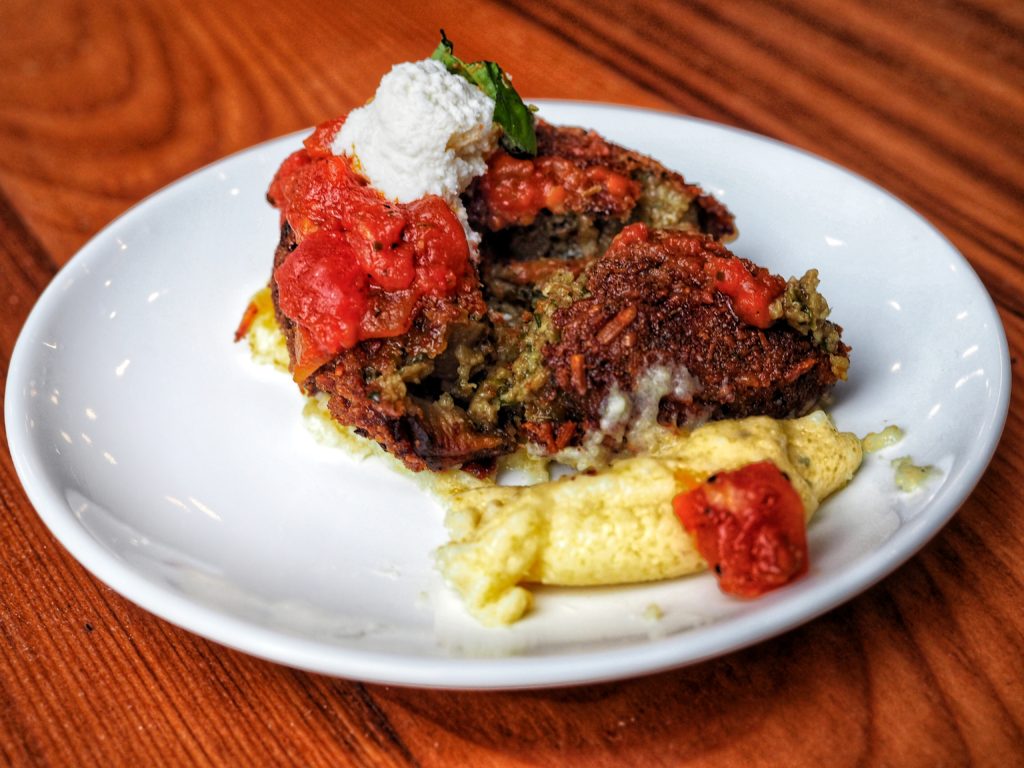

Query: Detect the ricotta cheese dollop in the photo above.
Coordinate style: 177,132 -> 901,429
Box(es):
332,59 -> 498,240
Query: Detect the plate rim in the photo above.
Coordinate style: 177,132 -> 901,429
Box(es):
4,99 -> 1012,689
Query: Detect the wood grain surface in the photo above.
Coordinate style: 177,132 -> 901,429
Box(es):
1,1 -> 1021,765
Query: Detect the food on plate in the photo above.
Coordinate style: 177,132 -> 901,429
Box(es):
251,38 -> 849,475
435,411 -> 862,625
674,461 -> 809,598
856,425 -> 941,493
235,286 -> 289,371
468,118 -> 736,308
238,35 -> 859,626
862,424 -> 904,453
891,456 -> 939,492
488,225 -> 848,469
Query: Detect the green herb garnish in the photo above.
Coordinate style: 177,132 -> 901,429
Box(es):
430,30 -> 537,157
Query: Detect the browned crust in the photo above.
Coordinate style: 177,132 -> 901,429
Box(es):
543,230 -> 848,445
272,223 -> 510,471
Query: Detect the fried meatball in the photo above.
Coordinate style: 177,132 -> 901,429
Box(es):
467,120 -> 737,308
272,222 -> 512,472
536,226 -> 849,457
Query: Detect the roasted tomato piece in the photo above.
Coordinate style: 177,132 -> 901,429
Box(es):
274,230 -> 369,375
673,461 -> 808,597
706,256 -> 785,329
267,149 -> 312,212
405,196 -> 471,294
303,117 -> 347,158
477,150 -> 640,230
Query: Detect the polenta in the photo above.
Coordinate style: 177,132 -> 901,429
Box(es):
242,288 -> 863,628
435,412 -> 862,625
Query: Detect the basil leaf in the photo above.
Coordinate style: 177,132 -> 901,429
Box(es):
430,31 -> 537,156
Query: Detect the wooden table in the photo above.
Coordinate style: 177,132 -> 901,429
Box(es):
1,1 -> 1021,764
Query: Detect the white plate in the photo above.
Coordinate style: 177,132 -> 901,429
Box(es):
5,102 -> 1010,689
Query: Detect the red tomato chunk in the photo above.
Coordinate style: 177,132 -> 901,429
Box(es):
705,256 -> 785,329
267,120 -> 475,380
477,149 -> 640,230
673,461 -> 809,598
274,230 -> 369,375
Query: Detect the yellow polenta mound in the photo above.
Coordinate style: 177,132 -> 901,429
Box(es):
244,287 -> 291,371
435,411 -> 862,626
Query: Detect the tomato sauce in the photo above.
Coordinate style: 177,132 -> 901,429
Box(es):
706,256 -> 785,329
673,461 -> 809,597
267,119 -> 476,380
477,150 -> 640,230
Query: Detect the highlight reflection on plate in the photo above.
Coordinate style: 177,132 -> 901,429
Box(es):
5,102 -> 1009,689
